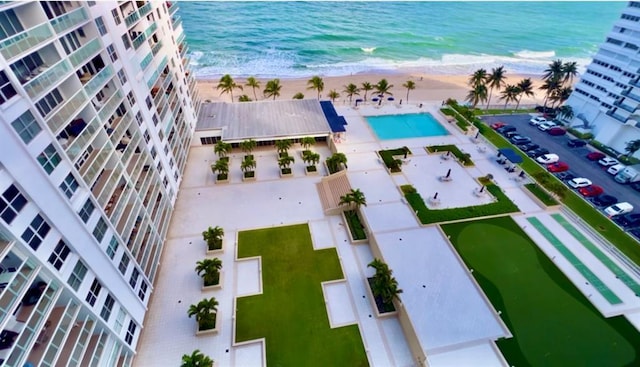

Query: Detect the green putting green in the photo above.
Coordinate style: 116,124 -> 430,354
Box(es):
235,224 -> 368,367
442,216 -> 640,367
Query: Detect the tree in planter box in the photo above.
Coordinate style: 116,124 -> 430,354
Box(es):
181,349 -> 214,367
188,297 -> 218,331
195,258 -> 223,287
300,136 -> 315,155
214,141 -> 232,160
278,155 -> 295,175
303,152 -> 320,172
339,188 -> 367,210
240,139 -> 257,159
275,139 -> 292,157
202,226 -> 224,251
326,152 -> 348,174
241,156 -> 256,178
368,258 -> 402,312
211,159 -> 229,180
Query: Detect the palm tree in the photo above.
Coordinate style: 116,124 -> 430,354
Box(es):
181,350 -> 214,367
300,136 -> 315,151
307,75 -> 324,99
195,258 -> 222,286
326,152 -> 347,173
557,105 -> 574,122
466,84 -> 488,108
343,83 -> 360,103
402,80 -> 416,103
216,74 -> 243,102
625,139 -> 640,157
367,258 -> 402,307
499,84 -> 520,110
468,68 -> 487,88
187,297 -> 218,331
214,141 -> 231,159
210,159 -> 229,179
202,226 -> 224,250
245,76 -> 260,100
367,258 -> 387,274
241,156 -> 256,173
349,188 -> 367,209
540,77 -> 561,112
561,61 -> 579,84
515,78 -> 534,110
550,86 -> 572,109
275,139 -> 292,156
339,192 -> 353,207
542,59 -> 564,82
327,89 -> 340,102
240,139 -> 257,157
278,155 -> 295,173
303,152 -> 320,168
292,92 -> 304,100
374,79 -> 393,97
238,95 -> 251,102
263,79 -> 282,100
361,82 -> 373,101
485,66 -> 507,109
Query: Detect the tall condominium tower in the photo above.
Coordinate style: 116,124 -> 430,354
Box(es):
566,1 -> 640,155
0,1 -> 198,365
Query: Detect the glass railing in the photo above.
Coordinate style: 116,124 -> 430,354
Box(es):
151,40 -> 162,56
110,111 -> 132,146
169,1 -> 178,15
0,23 -> 54,60
98,166 -> 123,205
176,31 -> 185,46
133,33 -> 147,50
125,10 -> 140,27
39,300 -> 79,367
139,2 -> 152,17
69,38 -> 101,68
180,45 -> 188,58
47,89 -> 88,133
144,22 -> 157,38
24,59 -> 71,99
146,69 -> 159,89
140,52 -> 153,71
84,65 -> 114,96
98,90 -> 123,121
83,144 -> 113,185
0,260 -> 36,326
51,7 -> 88,34
172,16 -> 182,29
66,116 -> 99,161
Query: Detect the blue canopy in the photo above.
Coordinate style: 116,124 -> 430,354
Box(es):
320,101 -> 347,133
497,148 -> 523,163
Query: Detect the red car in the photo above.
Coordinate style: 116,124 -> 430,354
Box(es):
547,127 -> 567,136
491,122 -> 507,130
547,161 -> 569,172
586,151 -> 606,161
579,185 -> 604,197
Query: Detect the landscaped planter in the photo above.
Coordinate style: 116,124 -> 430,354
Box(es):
215,174 -> 229,184
365,278 -> 398,318
202,271 -> 224,291
341,210 -> 367,243
206,240 -> 223,255
195,313 -> 220,336
305,165 -> 318,176
279,168 -> 293,178
242,171 -> 256,182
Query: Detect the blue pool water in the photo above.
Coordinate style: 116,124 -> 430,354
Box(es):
366,113 -> 449,140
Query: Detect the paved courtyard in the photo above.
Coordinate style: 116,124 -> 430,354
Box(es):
135,101 -> 640,367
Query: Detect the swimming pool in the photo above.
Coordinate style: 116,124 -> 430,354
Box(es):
365,113 -> 449,140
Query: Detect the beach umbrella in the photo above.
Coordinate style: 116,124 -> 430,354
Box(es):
372,97 -> 379,102
445,168 -> 451,178
433,192 -> 438,199
387,96 -> 395,101
355,98 -> 363,106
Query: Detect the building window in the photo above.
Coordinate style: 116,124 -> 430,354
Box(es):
125,321 -> 137,345
35,89 -> 63,117
0,70 -> 17,104
0,184 -> 27,224
59,173 -> 79,199
150,147 -> 156,158
145,96 -> 152,109
129,268 -> 139,288
78,199 -> 94,223
0,9 -> 24,39
127,91 -> 135,107
107,236 -> 119,259
111,8 -> 121,25
21,214 -> 50,250
143,130 -> 150,143
117,69 -> 127,85
135,111 -> 143,125
93,218 -> 108,243
11,111 -> 41,144
118,253 -> 129,275
138,281 -> 148,301
37,144 -> 61,174
107,44 -> 118,62
101,294 -> 114,321
95,16 -> 107,36
47,240 -> 70,270
152,114 -> 158,126
121,34 -> 131,50
114,309 -> 126,333
86,278 -> 102,306
68,260 -> 87,291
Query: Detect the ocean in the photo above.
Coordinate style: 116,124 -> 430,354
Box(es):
178,1 -> 627,79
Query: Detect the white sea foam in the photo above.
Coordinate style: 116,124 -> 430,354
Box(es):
361,47 -> 376,53
513,50 -> 556,59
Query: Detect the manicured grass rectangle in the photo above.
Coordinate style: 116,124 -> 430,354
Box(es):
235,224 -> 368,367
524,183 -> 558,206
441,217 -> 640,367
425,144 -> 474,166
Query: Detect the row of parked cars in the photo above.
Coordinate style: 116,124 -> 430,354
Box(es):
492,117 -> 639,238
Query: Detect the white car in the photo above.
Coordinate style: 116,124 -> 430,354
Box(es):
529,116 -> 547,126
607,163 -> 626,175
536,153 -> 560,164
598,157 -> 619,167
537,121 -> 557,131
604,202 -> 634,217
567,177 -> 592,188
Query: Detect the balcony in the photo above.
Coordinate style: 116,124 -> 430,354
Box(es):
84,65 -> 114,97
109,111 -> 133,146
168,1 -> 178,15
140,52 -> 153,71
47,89 -> 88,133
0,23 -> 54,60
171,16 -> 182,29
98,90 -> 124,121
139,2 -> 152,17
23,59 -> 72,99
69,38 -> 101,68
176,31 -> 185,46
622,88 -> 640,103
125,10 -> 140,28
65,116 -> 99,161
133,33 -> 147,50
50,7 -> 89,34
606,110 -> 627,123
151,41 -> 162,56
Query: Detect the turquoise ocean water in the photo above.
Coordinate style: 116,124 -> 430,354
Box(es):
178,1 -> 627,79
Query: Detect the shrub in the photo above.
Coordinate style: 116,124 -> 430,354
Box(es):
425,145 -> 474,166
524,183 -> 558,206
379,147 -> 412,173
567,127 -> 594,140
344,210 -> 366,240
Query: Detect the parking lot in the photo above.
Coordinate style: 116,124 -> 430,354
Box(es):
482,114 -> 640,232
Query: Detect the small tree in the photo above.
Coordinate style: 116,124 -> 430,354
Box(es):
292,92 -> 304,100
307,75 -> 324,99
303,152 -> 320,170
181,349 -> 213,367
343,83 -> 360,104
278,155 -> 295,174
240,139 -> 257,158
245,76 -> 260,101
241,156 -> 256,174
402,80 -> 415,103
210,159 -> 229,180
327,89 -> 340,102
300,136 -> 315,151
188,297 -> 218,331
275,139 -> 292,156
326,152 -> 348,174
202,226 -> 224,250
367,258 -> 402,309
216,74 -> 242,103
238,95 -> 251,102
195,258 -> 223,286
214,141 -> 232,159
361,82 -> 373,102
263,79 -> 282,100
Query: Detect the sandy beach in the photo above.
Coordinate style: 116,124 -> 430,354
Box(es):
195,72 -> 547,107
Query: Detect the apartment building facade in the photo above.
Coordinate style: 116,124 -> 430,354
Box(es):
0,1 -> 199,365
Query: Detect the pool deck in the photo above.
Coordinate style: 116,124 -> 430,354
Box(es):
135,100 -> 640,367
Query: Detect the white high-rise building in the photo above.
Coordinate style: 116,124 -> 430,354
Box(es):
0,1 -> 198,365
567,1 -> 640,155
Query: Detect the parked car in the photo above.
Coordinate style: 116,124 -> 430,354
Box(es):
586,151 -> 606,161
547,127 -> 567,136
527,148 -> 549,158
607,164 -> 626,175
598,157 -> 619,167
505,131 -> 520,139
547,162 -> 569,173
497,126 -> 516,135
536,153 -> 560,164
568,177 -> 592,188
490,122 -> 507,130
567,139 -> 588,148
578,185 -> 604,197
628,228 -> 640,240
518,143 -> 539,152
604,202 -> 634,217
529,116 -> 547,126
510,135 -> 532,145
591,194 -> 618,207
613,213 -> 640,228
557,171 -> 576,181
631,182 -> 640,192
537,121 -> 557,131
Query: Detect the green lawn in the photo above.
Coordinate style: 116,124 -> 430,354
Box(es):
235,224 -> 368,367
441,217 -> 640,367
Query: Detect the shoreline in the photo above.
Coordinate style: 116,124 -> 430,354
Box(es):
195,71 -> 547,107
